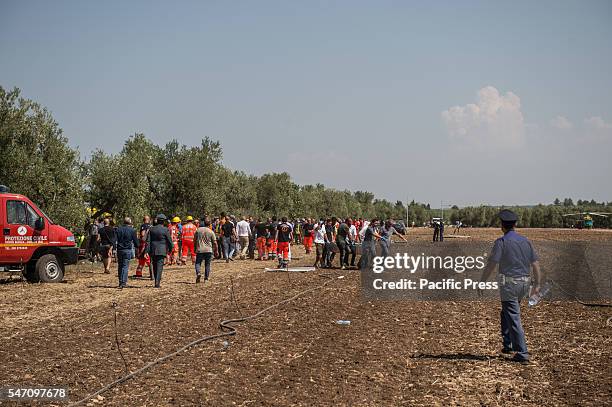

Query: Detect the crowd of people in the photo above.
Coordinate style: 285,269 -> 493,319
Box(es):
84,209 -> 541,365
84,214 -> 408,288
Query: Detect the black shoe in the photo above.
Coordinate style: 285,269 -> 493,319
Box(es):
154,284 -> 160,288
501,347 -> 513,354
510,354 -> 530,364
196,275 -> 201,284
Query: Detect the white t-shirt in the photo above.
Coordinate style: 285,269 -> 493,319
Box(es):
359,221 -> 370,239
314,224 -> 326,244
348,224 -> 358,241
236,220 -> 251,237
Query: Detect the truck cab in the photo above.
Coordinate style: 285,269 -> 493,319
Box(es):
0,185 -> 77,282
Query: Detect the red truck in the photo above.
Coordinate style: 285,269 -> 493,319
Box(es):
0,185 -> 78,282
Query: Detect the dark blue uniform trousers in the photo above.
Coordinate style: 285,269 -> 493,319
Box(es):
151,254 -> 166,287
500,280 -> 530,360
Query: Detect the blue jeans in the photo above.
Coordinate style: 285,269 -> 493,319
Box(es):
380,239 -> 390,257
500,279 -> 530,359
360,240 -> 376,270
195,252 -> 213,279
117,249 -> 132,287
222,236 -> 235,259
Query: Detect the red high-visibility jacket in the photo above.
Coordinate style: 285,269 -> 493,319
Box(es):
182,223 -> 196,241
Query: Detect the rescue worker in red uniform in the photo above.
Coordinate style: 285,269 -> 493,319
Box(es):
167,217 -> 181,265
255,218 -> 270,260
354,219 -> 362,233
135,215 -> 152,278
302,218 -> 314,254
267,217 -> 278,260
275,217 -> 293,268
181,216 -> 197,265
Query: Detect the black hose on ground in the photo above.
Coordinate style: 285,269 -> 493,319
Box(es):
550,279 -> 612,308
67,273 -> 339,407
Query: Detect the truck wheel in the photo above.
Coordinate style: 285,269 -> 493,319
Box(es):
35,254 -> 64,283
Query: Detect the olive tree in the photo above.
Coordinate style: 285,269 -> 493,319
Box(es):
0,86 -> 85,228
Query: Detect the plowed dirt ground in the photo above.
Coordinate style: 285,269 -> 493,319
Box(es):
0,228 -> 610,406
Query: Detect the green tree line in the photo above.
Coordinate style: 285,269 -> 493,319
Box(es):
1,87 -> 610,230
421,203 -> 612,229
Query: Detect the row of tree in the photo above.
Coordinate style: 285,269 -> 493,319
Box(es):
1,86 -> 611,231
435,205 -> 612,229
553,197 -> 609,207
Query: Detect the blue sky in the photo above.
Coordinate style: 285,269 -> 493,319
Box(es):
1,0 -> 611,207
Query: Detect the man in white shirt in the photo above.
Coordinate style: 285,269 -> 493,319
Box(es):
349,220 -> 359,242
347,218 -> 359,268
313,220 -> 326,268
236,216 -> 252,260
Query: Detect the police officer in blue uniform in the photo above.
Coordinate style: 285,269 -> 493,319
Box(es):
479,209 -> 542,363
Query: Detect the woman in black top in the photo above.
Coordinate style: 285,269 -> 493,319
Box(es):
98,218 -> 117,273
221,217 -> 236,262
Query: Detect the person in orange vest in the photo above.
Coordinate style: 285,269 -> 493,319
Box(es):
167,217 -> 181,265
181,216 -> 197,265
302,218 -> 314,254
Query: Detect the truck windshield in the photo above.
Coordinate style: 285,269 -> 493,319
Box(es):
29,201 -> 54,225
38,208 -> 54,224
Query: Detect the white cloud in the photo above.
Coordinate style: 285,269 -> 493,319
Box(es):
581,116 -> 612,143
442,86 -> 525,151
550,115 -> 573,130
584,116 -> 612,130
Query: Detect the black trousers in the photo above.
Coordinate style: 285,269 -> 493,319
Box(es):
216,237 -> 224,259
323,243 -> 335,267
337,239 -> 356,267
337,239 -> 346,267
248,237 -> 256,259
151,255 -> 165,286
